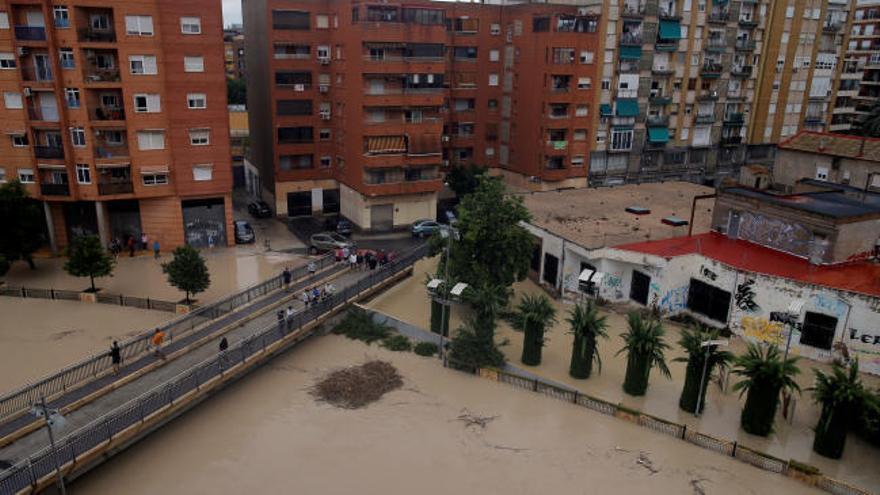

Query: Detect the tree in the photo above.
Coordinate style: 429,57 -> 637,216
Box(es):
63,235 -> 115,292
509,294 -> 557,366
567,300 -> 608,379
810,361 -> 865,459
0,180 -> 45,269
675,326 -> 733,415
732,343 -> 801,437
448,319 -> 507,371
463,282 -> 511,341
162,245 -> 210,303
445,163 -> 487,198
227,78 -> 247,105
859,102 -> 880,138
617,312 -> 671,396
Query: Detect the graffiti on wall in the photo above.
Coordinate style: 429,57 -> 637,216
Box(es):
811,294 -> 849,319
737,212 -> 815,258
699,265 -> 718,281
734,279 -> 760,313
604,272 -> 623,299
659,286 -> 688,313
741,316 -> 785,346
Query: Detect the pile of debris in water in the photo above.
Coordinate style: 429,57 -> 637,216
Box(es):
310,360 -> 403,409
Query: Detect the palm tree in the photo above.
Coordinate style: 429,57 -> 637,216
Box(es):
509,294 -> 557,366
859,101 -> 880,137
732,343 -> 801,437
567,300 -> 608,379
464,283 -> 511,341
674,326 -> 733,415
616,312 -> 671,396
810,360 -> 865,459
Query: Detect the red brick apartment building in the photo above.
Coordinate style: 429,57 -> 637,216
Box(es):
0,0 -> 233,252
244,0 -> 601,230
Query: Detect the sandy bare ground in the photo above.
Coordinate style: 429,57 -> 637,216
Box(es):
72,335 -> 820,495
368,257 -> 880,492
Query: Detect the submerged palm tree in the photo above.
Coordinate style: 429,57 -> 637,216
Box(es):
509,294 -> 557,366
617,312 -> 671,396
567,300 -> 608,379
732,343 -> 801,437
810,360 -> 865,459
675,326 -> 733,415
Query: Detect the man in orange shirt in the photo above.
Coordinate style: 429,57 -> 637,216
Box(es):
152,328 -> 166,360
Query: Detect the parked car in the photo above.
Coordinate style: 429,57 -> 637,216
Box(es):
323,216 -> 353,236
234,220 -> 255,244
411,219 -> 442,238
248,200 -> 272,218
309,232 -> 354,254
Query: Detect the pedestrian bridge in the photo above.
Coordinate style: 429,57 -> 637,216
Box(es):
0,245 -> 427,494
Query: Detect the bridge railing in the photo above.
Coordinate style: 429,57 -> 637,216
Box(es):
0,253 -> 336,426
0,244 -> 428,495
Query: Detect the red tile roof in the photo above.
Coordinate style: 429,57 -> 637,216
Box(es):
615,232 -> 880,297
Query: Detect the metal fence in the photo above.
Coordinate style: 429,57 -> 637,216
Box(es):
1,286 -> 179,313
479,367 -> 872,495
0,254 -> 336,426
0,245 -> 428,495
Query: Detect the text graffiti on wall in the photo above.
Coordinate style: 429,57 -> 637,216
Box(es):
659,286 -> 688,313
734,279 -> 760,313
741,316 -> 785,346
737,212 -> 815,258
699,265 -> 718,281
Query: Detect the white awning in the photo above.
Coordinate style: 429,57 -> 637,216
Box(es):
427,279 -> 443,290
450,282 -> 469,297
95,162 -> 130,169
139,165 -> 169,174
578,269 -> 605,285
37,163 -> 66,169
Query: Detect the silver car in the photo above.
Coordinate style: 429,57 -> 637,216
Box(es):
309,232 -> 354,254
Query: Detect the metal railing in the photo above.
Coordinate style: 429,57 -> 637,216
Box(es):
0,253 -> 337,426
0,245 -> 429,495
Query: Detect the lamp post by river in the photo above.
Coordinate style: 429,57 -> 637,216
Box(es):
428,227 -> 465,365
694,339 -> 729,416
33,397 -> 67,495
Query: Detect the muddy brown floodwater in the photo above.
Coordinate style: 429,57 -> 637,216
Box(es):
73,335 -> 820,495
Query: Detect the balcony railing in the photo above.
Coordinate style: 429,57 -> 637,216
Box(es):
98,181 -> 133,195
621,3 -> 645,17
721,136 -> 743,146
695,114 -> 715,124
701,63 -> 723,75
94,145 -> 129,159
27,106 -> 59,122
78,28 -> 116,42
21,66 -> 53,82
823,22 -> 843,33
14,26 -> 47,41
698,89 -> 720,100
805,114 -> 825,124
735,39 -> 756,51
705,39 -> 726,51
738,16 -> 759,27
92,107 -> 125,121
655,40 -> 678,51
708,11 -> 729,23
646,115 -> 669,126
652,65 -> 674,75
34,146 -> 64,159
84,69 -> 121,83
547,140 -> 568,150
40,183 -> 70,196
732,65 -> 753,77
621,33 -> 642,45
724,113 -> 745,124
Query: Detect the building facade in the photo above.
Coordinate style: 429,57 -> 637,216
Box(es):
0,0 -> 233,251
772,130 -> 880,190
830,0 -> 880,133
245,0 -> 602,229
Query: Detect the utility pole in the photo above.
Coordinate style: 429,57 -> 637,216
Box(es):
35,397 -> 67,495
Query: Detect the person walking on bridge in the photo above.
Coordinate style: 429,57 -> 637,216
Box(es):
308,261 -> 317,277
151,328 -> 166,360
282,267 -> 292,291
109,341 -> 121,375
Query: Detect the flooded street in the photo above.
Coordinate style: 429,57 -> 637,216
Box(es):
368,257 -> 880,492
73,335 -> 819,495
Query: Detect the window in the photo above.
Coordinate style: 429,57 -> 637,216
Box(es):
533,16 -> 550,32
18,168 -> 34,183
0,12 -> 8,29
488,99 -> 498,109
489,49 -> 499,62
129,55 -> 158,75
143,173 -> 168,185
0,53 -> 16,69
816,166 -> 829,181
133,94 -> 161,113
571,155 -> 584,167
574,129 -> 587,141
11,134 -> 28,147
0,168 -> 5,182
76,164 -> 91,184
577,77 -> 591,89
610,128 -> 633,151
279,154 -> 313,170
59,48 -> 75,69
488,73 -> 499,86
319,129 -> 331,140
137,130 -> 165,150
125,15 -> 153,35
786,6 -> 794,18
95,53 -> 114,69
3,92 -> 22,109
70,127 -> 86,147
192,164 -> 213,181
189,129 -> 210,145
187,93 -> 207,109
490,23 -> 501,35
272,10 -> 310,29
316,14 -> 329,28
686,278 -> 732,322
800,312 -> 838,350
53,6 -> 69,27
580,51 -> 594,64
183,56 -> 204,72
601,79 -> 611,90
575,104 -> 588,117
180,16 -> 201,34
320,156 -> 332,168
316,45 -> 330,60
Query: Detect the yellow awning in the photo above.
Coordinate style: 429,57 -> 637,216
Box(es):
366,136 -> 406,154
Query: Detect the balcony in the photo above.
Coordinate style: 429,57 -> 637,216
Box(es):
94,142 -> 129,160
621,2 -> 645,18
649,94 -> 671,105
701,63 -> 723,77
621,33 -> 642,45
652,65 -> 674,76
40,183 -> 70,196
705,39 -> 726,52
735,39 -> 756,51
738,17 -> 759,28
695,114 -> 715,124
659,9 -> 680,20
646,115 -> 669,126
34,146 -> 64,159
27,105 -> 59,122
547,140 -> 568,151
805,114 -> 825,124
721,136 -> 743,146
698,89 -> 720,100
83,69 -> 120,84
98,181 -> 133,195
14,26 -> 47,41
732,65 -> 753,78
21,65 -> 53,82
618,60 -> 640,73
92,107 -> 125,121
708,11 -> 729,24
724,113 -> 745,124
823,23 -> 843,33
655,40 -> 678,52
78,27 -> 115,43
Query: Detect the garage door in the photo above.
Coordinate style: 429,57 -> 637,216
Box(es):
182,198 -> 227,248
286,192 -> 312,217
370,204 -> 393,231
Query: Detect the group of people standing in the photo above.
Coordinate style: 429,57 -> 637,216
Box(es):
109,233 -> 160,259
336,247 -> 394,271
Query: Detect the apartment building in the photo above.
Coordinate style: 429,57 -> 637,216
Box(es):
223,28 -> 245,80
831,0 -> 880,134
245,0 -> 601,230
0,0 -> 233,251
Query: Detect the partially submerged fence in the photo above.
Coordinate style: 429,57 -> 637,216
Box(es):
0,254 -> 336,427
0,286 -> 179,313
481,368 -> 871,495
0,244 -> 428,495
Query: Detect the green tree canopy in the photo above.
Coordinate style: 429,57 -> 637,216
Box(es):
64,235 -> 115,292
567,300 -> 608,379
509,293 -> 557,366
810,360 -> 865,459
162,245 -> 210,303
732,343 -> 801,437
227,78 -> 247,105
445,163 -> 486,198
0,180 -> 45,269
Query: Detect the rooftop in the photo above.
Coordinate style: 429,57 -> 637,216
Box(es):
522,182 -> 715,249
722,186 -> 880,220
778,130 -> 880,162
616,232 -> 880,297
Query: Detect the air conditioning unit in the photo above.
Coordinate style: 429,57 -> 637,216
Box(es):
23,87 -> 32,97
320,111 -> 331,120
318,57 -> 330,65
294,84 -> 305,92
441,135 -> 450,143
17,47 -> 29,57
318,84 -> 329,93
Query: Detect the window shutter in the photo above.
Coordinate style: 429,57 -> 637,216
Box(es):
144,55 -> 157,74
125,16 -> 139,34
146,94 -> 161,112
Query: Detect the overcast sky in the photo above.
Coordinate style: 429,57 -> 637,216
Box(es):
223,0 -> 242,26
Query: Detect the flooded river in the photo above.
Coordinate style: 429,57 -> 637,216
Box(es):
73,335 -> 818,494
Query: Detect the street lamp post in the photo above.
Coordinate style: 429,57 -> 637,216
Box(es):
33,397 -> 67,495
694,339 -> 729,416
